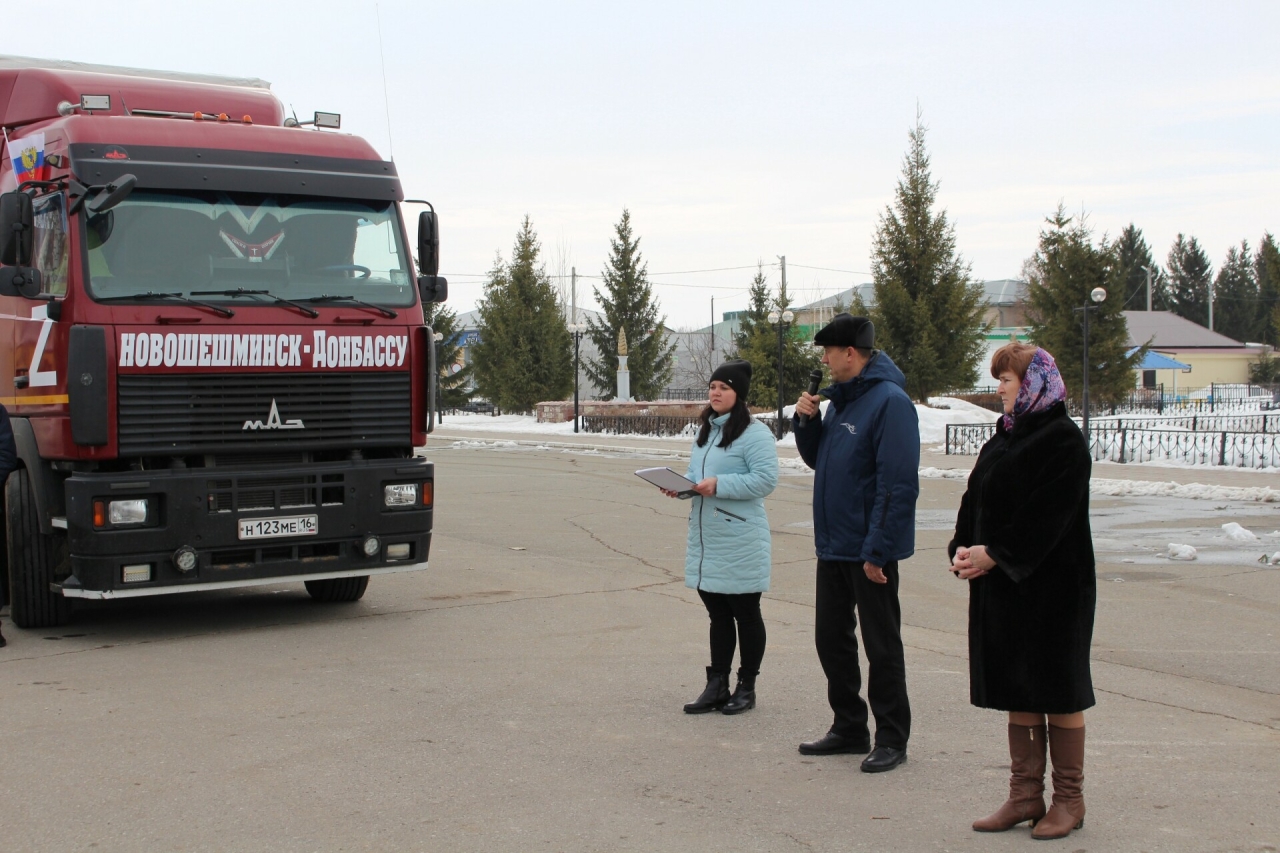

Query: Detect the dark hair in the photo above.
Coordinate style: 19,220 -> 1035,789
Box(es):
696,398 -> 753,448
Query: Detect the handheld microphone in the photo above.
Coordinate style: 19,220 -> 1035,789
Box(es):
797,369 -> 824,427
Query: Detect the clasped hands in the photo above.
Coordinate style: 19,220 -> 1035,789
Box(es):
951,545 -> 995,580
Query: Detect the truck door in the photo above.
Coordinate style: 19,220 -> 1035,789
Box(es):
13,192 -> 70,414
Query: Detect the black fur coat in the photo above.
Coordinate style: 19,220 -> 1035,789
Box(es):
948,402 -> 1096,714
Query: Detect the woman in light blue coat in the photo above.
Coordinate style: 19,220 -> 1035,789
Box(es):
665,360 -> 779,715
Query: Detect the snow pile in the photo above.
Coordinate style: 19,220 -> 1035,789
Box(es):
1090,479 -> 1280,503
919,467 -> 970,480
1221,522 -> 1258,542
778,455 -> 813,473
918,397 -> 999,444
1167,544 -> 1198,561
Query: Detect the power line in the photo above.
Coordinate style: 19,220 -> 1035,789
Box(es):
788,263 -> 873,277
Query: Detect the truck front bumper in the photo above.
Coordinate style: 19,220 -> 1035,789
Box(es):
59,457 -> 433,598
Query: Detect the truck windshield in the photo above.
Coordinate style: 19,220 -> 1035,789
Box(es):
84,190 -> 415,307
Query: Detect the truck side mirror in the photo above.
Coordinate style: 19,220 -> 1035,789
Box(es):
418,275 -> 448,304
0,191 -> 35,266
0,265 -> 44,298
417,209 -> 440,276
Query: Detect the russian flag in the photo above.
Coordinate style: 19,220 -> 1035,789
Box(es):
11,132 -> 47,184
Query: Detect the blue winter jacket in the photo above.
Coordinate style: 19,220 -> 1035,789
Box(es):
793,352 -> 919,565
683,416 -> 779,593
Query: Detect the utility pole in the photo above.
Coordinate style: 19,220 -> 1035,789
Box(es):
1208,277 -> 1214,331
570,267 -> 577,326
1142,265 -> 1153,311
710,296 -> 715,372
777,255 -> 787,304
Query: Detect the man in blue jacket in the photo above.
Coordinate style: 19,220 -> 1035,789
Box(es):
793,314 -> 919,773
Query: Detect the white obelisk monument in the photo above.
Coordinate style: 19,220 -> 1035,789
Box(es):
616,328 -> 633,402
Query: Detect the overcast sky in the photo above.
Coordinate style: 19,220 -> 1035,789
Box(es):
15,1 -> 1279,327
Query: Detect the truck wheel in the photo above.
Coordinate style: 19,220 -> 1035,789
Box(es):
304,575 -> 369,602
6,468 -> 71,628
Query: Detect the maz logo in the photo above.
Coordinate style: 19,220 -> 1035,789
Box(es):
841,423 -> 857,435
243,399 -> 304,431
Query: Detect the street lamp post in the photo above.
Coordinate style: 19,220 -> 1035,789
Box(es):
766,308 -> 794,440
568,324 -> 587,433
1074,287 -> 1107,439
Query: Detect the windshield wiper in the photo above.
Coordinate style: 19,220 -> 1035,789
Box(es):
305,294 -> 398,319
96,291 -> 234,318
191,288 -> 320,318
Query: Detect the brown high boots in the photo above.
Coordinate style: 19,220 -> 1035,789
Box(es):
1032,724 -> 1086,840
973,723 -> 1047,832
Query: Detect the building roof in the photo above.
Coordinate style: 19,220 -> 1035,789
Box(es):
982,279 -> 1025,305
1123,311 -> 1246,349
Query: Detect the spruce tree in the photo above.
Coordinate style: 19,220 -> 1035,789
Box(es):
1213,241 -> 1258,343
868,116 -> 987,400
423,300 -> 472,410
584,210 -> 676,400
1165,234 -> 1213,327
732,266 -> 779,408
1025,206 -> 1143,407
1254,233 -> 1280,347
732,265 -> 822,409
471,217 -> 572,412
1112,224 -> 1162,311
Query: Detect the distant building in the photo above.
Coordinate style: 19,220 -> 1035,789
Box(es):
1123,311 -> 1269,389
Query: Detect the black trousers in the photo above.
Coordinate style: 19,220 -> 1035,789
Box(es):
697,589 -> 766,677
815,559 -> 910,749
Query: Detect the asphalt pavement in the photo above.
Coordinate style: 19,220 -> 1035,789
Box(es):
1,434 -> 1277,852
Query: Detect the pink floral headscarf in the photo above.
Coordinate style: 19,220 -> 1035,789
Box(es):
1002,348 -> 1067,432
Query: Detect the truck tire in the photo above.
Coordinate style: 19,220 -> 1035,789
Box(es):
304,575 -> 369,602
6,468 -> 71,628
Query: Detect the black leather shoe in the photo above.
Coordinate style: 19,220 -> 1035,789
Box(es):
798,731 -> 871,755
860,745 -> 907,773
0,630 -> 6,649
721,670 -> 756,715
683,667 -> 730,714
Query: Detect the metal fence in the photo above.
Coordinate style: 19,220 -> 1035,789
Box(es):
657,388 -> 708,401
580,414 -> 700,437
944,384 -> 1280,417
945,422 -> 1280,469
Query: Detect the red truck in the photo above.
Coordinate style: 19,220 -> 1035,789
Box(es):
0,58 -> 447,627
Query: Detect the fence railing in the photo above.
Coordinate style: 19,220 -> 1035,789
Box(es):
944,383 -> 1280,417
657,388 -> 708,401
945,422 -> 1280,468
580,414 -> 700,437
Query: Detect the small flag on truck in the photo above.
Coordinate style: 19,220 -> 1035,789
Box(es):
11,131 -> 47,183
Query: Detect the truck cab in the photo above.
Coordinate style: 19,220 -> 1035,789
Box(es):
0,58 -> 446,627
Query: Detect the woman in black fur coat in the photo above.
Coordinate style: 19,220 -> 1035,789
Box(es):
948,343 -> 1095,841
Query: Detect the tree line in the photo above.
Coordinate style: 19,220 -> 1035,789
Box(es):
428,116 -> 1278,417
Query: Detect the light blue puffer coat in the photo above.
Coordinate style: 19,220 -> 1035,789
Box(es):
683,415 -> 779,593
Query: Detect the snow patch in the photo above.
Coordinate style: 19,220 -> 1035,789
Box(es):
1221,522 -> 1258,542
1166,544 -> 1198,561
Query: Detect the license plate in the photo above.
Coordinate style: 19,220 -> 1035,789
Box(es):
238,514 -> 318,540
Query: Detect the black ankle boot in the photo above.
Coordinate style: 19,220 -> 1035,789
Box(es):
721,670 -> 756,715
683,667 -> 730,714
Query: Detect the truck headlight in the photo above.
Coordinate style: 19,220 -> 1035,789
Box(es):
108,499 -> 149,525
384,484 -> 417,507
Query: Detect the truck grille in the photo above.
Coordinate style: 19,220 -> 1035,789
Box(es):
117,372 -> 411,455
